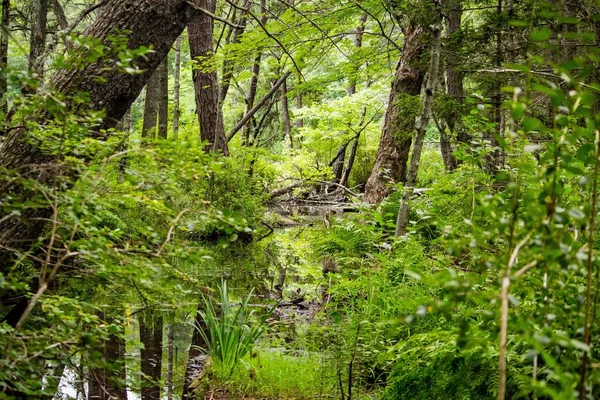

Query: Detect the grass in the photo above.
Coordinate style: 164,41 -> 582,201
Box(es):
207,348 -> 337,399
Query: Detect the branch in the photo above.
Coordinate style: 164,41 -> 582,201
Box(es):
185,0 -> 244,29
228,71 -> 292,141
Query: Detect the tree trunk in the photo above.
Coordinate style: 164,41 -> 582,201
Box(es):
182,303 -> 209,399
28,0 -> 48,76
395,20 -> 442,237
158,58 -> 169,139
0,0 -> 189,297
340,137 -> 358,188
364,25 -> 429,204
0,0 -> 9,114
173,35 -> 182,136
142,71 -> 160,138
142,58 -> 168,139
139,310 -> 163,400
281,76 -> 292,147
187,0 -> 229,155
440,2 -> 463,171
50,0 -> 68,31
242,53 -> 262,145
166,323 -> 174,400
88,312 -> 127,400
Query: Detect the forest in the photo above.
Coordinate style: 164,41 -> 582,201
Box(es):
1,0 -> 600,399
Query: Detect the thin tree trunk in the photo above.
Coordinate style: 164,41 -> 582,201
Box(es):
173,35 -> 182,136
0,0 -> 189,308
487,0 -> 504,173
139,310 -> 163,400
0,0 -> 9,114
50,0 -> 67,31
340,137 -> 358,188
242,53 -> 262,145
281,76 -> 292,147
28,0 -> 48,76
182,303 -> 209,399
166,323 -> 174,400
187,0 -> 228,154
364,25 -> 429,204
395,18 -> 442,237
88,312 -> 127,400
142,68 -> 161,139
157,58 -> 168,139
440,1 -> 463,171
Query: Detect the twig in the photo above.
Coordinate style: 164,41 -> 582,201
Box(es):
185,1 -> 244,29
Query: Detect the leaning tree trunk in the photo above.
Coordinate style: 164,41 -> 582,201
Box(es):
281,76 -> 293,147
28,0 -> 48,76
0,0 -> 9,114
139,310 -> 163,400
187,0 -> 229,154
0,0 -> 189,301
363,25 -> 429,204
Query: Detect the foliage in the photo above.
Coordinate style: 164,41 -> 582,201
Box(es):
196,281 -> 273,374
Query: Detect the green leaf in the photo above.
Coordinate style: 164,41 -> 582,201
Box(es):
529,28 -> 552,42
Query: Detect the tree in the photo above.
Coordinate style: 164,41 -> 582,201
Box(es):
187,0 -> 229,154
140,310 -> 163,400
28,0 -> 48,76
0,0 -> 190,317
142,58 -> 168,139
363,21 -> 429,204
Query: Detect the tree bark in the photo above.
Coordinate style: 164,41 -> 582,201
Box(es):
0,0 -> 9,114
28,0 -> 48,76
340,137 -> 358,188
88,312 -> 127,400
364,25 -> 429,204
182,303 -> 209,399
173,35 -> 182,136
0,0 -> 189,292
166,323 -> 175,400
158,58 -> 169,139
50,0 -> 68,31
440,2 -> 463,171
142,68 -> 160,138
142,58 -> 168,139
281,76 -> 292,147
139,310 -> 163,400
187,0 -> 229,155
395,12 -> 442,237
242,52 -> 262,145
